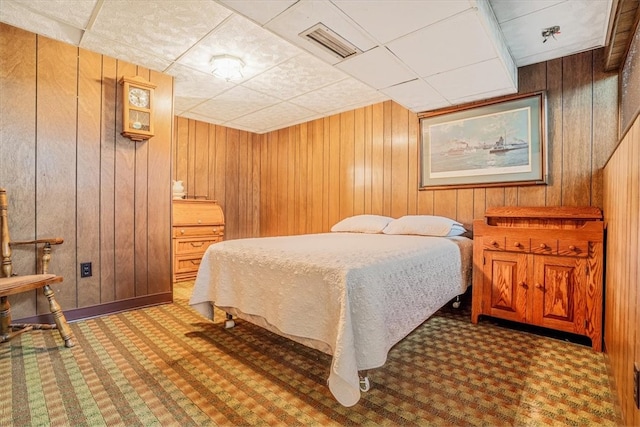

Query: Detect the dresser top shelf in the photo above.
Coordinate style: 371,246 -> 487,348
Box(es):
484,206 -> 602,220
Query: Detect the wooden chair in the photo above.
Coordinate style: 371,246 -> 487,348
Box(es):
0,188 -> 75,348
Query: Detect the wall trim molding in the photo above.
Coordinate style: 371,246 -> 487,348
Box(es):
14,292 -> 173,324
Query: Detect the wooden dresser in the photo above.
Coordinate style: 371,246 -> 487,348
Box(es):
172,199 -> 224,283
471,206 -> 604,350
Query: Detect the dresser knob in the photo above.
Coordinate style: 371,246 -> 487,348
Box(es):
198,219 -> 202,224
514,242 -> 522,248
490,240 -> 498,246
518,281 -> 528,289
569,245 -> 576,250
539,243 -> 547,249
535,283 -> 544,290
180,229 -> 185,234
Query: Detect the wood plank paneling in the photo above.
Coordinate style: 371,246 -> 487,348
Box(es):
1,23 -> 173,320
77,48 -> 103,306
36,36 -> 78,313
0,25 -> 37,318
147,69 -> 172,295
604,115 -> 640,426
561,53 -> 593,207
134,67 -> 151,297
114,61 -> 138,301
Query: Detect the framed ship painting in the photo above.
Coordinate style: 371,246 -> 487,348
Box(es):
419,92 -> 547,189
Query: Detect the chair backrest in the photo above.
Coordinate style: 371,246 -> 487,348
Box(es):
0,188 -> 12,278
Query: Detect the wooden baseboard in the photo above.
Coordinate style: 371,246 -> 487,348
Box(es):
14,292 -> 173,324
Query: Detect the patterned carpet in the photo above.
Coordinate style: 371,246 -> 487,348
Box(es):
0,281 -> 621,426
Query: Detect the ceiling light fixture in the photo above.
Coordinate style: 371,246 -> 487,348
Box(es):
541,26 -> 561,43
210,55 -> 245,81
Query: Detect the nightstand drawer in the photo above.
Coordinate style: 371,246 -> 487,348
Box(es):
173,225 -> 224,238
558,240 -> 590,257
175,237 -> 220,255
506,237 -> 529,252
483,236 -> 505,250
531,238 -> 557,255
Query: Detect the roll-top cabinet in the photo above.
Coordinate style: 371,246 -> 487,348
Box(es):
172,200 -> 224,283
471,207 -> 604,351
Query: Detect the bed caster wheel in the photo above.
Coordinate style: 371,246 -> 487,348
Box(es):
224,319 -> 235,329
452,296 -> 461,309
359,376 -> 370,392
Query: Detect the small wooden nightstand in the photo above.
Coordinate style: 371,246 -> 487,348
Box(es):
172,200 -> 224,283
471,206 -> 604,351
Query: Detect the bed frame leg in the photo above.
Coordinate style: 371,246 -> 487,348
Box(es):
452,295 -> 461,309
224,313 -> 235,329
358,370 -> 370,392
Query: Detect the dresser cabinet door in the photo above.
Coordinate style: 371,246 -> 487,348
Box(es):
484,251 -> 528,323
531,255 -> 586,335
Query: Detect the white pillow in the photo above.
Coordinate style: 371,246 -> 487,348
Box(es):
382,215 -> 466,237
331,214 -> 394,234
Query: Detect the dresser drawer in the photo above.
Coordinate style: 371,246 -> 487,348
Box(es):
174,254 -> 203,275
173,225 -> 224,238
175,237 -> 220,255
558,240 -> 589,257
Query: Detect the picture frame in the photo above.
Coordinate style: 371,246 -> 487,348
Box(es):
419,92 -> 547,189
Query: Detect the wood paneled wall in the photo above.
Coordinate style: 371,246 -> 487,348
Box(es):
173,117 -> 261,240
255,49 -> 618,236
604,22 -> 640,424
604,114 -> 640,426
0,23 -> 173,320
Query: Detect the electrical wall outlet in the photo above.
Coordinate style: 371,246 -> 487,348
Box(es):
634,362 -> 640,410
80,262 -> 92,278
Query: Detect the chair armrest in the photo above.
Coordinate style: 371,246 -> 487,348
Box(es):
10,237 -> 64,246
9,238 -> 64,274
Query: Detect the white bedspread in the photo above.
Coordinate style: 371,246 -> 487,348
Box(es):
190,232 -> 472,407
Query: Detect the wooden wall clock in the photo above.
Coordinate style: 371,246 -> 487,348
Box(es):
120,76 -> 156,141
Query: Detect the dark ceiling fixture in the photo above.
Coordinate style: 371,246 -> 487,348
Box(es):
541,26 -> 561,43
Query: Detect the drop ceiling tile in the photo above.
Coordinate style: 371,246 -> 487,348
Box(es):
80,32 -> 171,71
265,0 -> 377,65
89,0 -> 231,61
166,63 -> 233,99
80,32 -> 173,72
426,58 -> 516,102
217,0 -> 297,25
0,0 -> 85,45
387,8 -> 499,77
333,0 -> 472,44
180,111 -> 225,126
380,79 -> 450,112
190,86 -> 281,122
498,0 -> 611,66
174,97 -> 205,115
244,54 -> 349,100
229,101 -> 317,133
289,78 -> 387,114
336,46 -> 416,89
177,13 -> 302,80
489,0 -> 565,24
9,0 -> 98,29
516,35 -> 604,66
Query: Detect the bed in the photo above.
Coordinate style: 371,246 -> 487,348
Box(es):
189,215 -> 473,407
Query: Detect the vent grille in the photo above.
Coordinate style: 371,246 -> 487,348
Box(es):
300,23 -> 361,59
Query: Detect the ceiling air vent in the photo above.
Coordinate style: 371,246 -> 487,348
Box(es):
300,23 -> 362,59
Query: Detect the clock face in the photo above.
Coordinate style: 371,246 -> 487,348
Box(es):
128,87 -> 150,108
